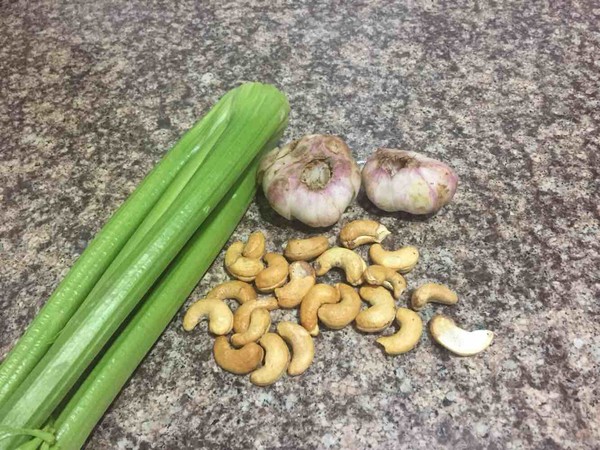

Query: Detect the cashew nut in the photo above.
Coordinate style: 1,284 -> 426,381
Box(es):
411,283 -> 458,310
275,261 -> 316,308
182,298 -> 233,335
284,236 -> 330,261
376,308 -> 423,355
429,315 -> 494,356
299,284 -> 340,336
314,247 -> 367,286
225,241 -> 265,282
242,231 -> 266,259
231,308 -> 271,347
213,336 -> 264,374
339,219 -> 391,249
363,265 -> 407,299
369,244 -> 419,273
206,280 -> 257,304
317,283 -> 362,330
254,253 -> 289,293
356,286 -> 396,333
233,297 -> 278,333
250,333 -> 290,386
277,321 -> 314,376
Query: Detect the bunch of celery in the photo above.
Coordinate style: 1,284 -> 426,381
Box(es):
0,82 -> 289,450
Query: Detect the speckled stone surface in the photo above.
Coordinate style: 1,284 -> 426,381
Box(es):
1,0 -> 599,449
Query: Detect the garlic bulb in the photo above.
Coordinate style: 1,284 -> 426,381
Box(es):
362,148 -> 458,214
259,135 -> 361,227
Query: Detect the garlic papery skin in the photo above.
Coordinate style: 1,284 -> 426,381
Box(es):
259,135 -> 361,227
362,148 -> 458,214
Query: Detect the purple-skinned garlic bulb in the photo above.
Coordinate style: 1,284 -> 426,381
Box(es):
362,148 -> 458,214
259,135 -> 361,227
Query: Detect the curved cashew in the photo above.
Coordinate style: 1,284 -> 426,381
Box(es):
206,280 -> 257,304
340,219 -> 391,249
233,297 -> 278,333
182,298 -> 233,335
376,308 -> 423,355
369,244 -> 419,273
363,265 -> 407,299
225,241 -> 264,282
314,247 -> 367,286
250,333 -> 290,386
277,321 -> 314,376
242,231 -> 266,259
317,283 -> 362,330
429,315 -> 494,356
275,261 -> 316,308
255,253 -> 289,293
213,336 -> 264,374
411,283 -> 458,310
356,286 -> 396,333
231,308 -> 271,347
299,284 -> 340,336
284,236 -> 330,261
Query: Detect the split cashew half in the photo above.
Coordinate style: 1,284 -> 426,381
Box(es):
284,236 -> 330,261
233,297 -> 278,333
340,219 -> 391,249
411,283 -> 458,310
182,298 -> 233,335
231,308 -> 271,347
314,247 -> 367,286
242,231 -> 266,259
429,315 -> 494,356
363,265 -> 407,299
213,336 -> 264,375
318,283 -> 362,330
277,321 -> 314,376
250,333 -> 290,386
274,261 -> 316,308
369,244 -> 419,273
225,241 -> 264,282
255,253 -> 289,293
299,284 -> 340,336
206,280 -> 257,304
356,286 -> 396,333
376,308 -> 423,355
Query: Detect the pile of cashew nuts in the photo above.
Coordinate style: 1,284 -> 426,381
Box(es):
183,220 -> 494,386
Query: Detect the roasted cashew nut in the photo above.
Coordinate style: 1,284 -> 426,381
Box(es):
284,236 -> 330,261
429,315 -> 494,356
277,321 -> 314,376
250,333 -> 290,386
314,247 -> 367,286
255,253 -> 289,293
376,308 -> 423,355
206,280 -> 257,304
317,283 -> 362,330
213,336 -> 264,374
182,298 -> 233,335
363,265 -> 407,299
369,244 -> 419,274
242,231 -> 266,259
225,241 -> 265,282
411,283 -> 458,310
231,308 -> 271,347
275,261 -> 316,308
356,286 -> 396,333
339,219 -> 391,249
233,297 -> 278,333
299,284 -> 340,336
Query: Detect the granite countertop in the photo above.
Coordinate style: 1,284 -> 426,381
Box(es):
1,0 -> 599,449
